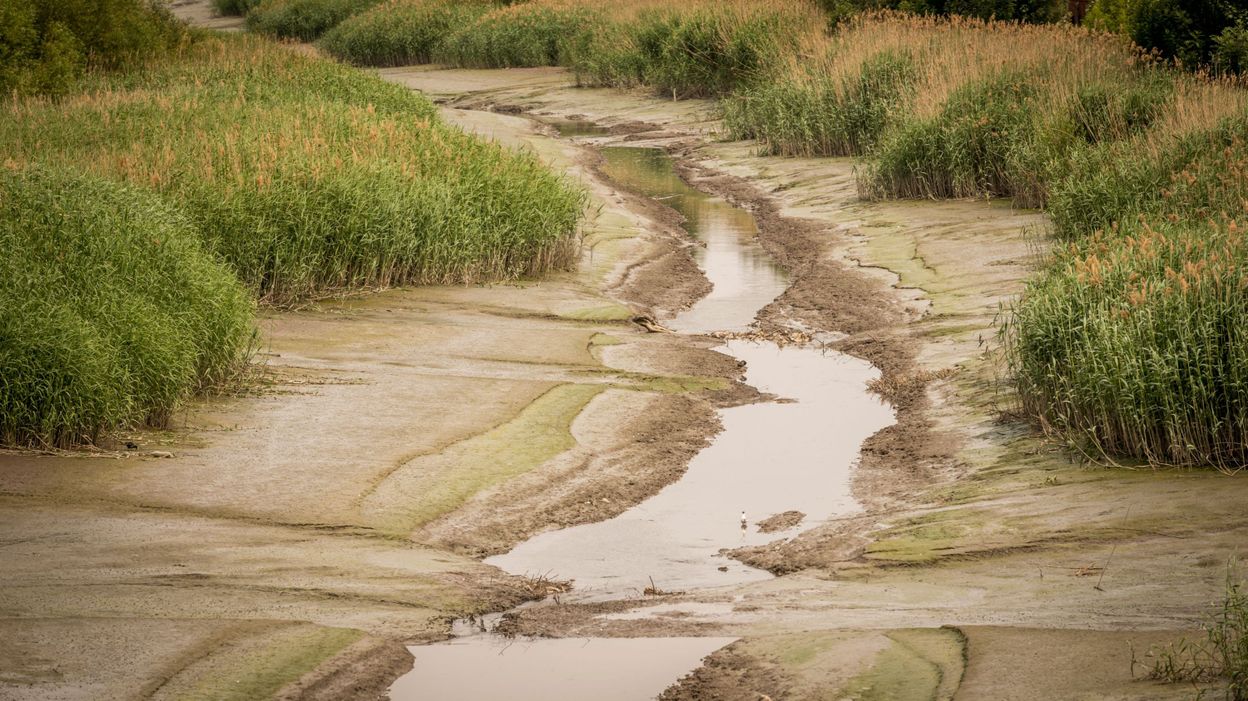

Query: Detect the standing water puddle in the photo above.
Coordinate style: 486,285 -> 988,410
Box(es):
389,146 -> 894,700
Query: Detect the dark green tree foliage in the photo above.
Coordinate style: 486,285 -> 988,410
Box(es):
1086,0 -> 1247,72
0,0 -> 183,95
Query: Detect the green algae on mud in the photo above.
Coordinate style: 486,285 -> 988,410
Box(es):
838,628 -> 965,701
358,383 -> 605,533
150,624 -> 364,700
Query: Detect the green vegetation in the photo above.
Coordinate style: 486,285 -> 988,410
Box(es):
434,2 -> 600,69
838,629 -> 965,701
571,2 -> 819,98
1,36 -> 585,305
320,0 -> 490,66
724,50 -> 915,157
0,167 -> 254,448
1,33 -> 585,447
0,0 -> 186,96
391,383 -> 605,531
246,0 -> 383,40
164,624 -> 365,701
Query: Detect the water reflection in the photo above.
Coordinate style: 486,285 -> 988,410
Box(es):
600,147 -> 789,333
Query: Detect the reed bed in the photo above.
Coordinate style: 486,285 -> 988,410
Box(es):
246,0 -> 383,40
1010,121 -> 1248,469
320,0 -> 492,66
0,167 -> 254,448
567,0 -> 824,98
432,1 -> 601,69
1010,216 -> 1248,469
0,36 -> 585,306
322,0 -> 823,99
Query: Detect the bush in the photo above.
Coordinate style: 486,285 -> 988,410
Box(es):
0,36 -> 586,305
1215,22 -> 1248,75
0,0 -> 185,96
0,167 -> 254,448
246,0 -> 383,41
434,3 -> 599,69
320,0 -> 492,67
214,0 -> 264,16
1085,0 -> 1244,72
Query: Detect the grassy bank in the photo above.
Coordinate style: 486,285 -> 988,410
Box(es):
318,0 -> 823,99
320,0 -> 492,66
1,35 -> 585,306
1,27 -> 585,447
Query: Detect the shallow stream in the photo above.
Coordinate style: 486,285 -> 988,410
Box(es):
389,138 -> 894,700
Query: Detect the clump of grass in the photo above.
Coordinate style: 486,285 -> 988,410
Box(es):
0,166 -> 254,448
863,70 -> 1047,201
1008,216 -> 1248,468
319,0 -> 492,67
723,49 -> 916,157
246,0 -> 383,41
0,35 -> 586,305
434,1 -> 600,69
568,0 -> 822,99
1136,570 -> 1248,698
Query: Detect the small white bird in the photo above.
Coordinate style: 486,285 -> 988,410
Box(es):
740,510 -> 748,529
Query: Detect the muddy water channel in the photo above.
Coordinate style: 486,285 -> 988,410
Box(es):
389,145 -> 894,700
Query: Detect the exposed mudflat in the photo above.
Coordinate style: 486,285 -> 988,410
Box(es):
385,65 -> 1244,699
4,4 -> 1245,698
